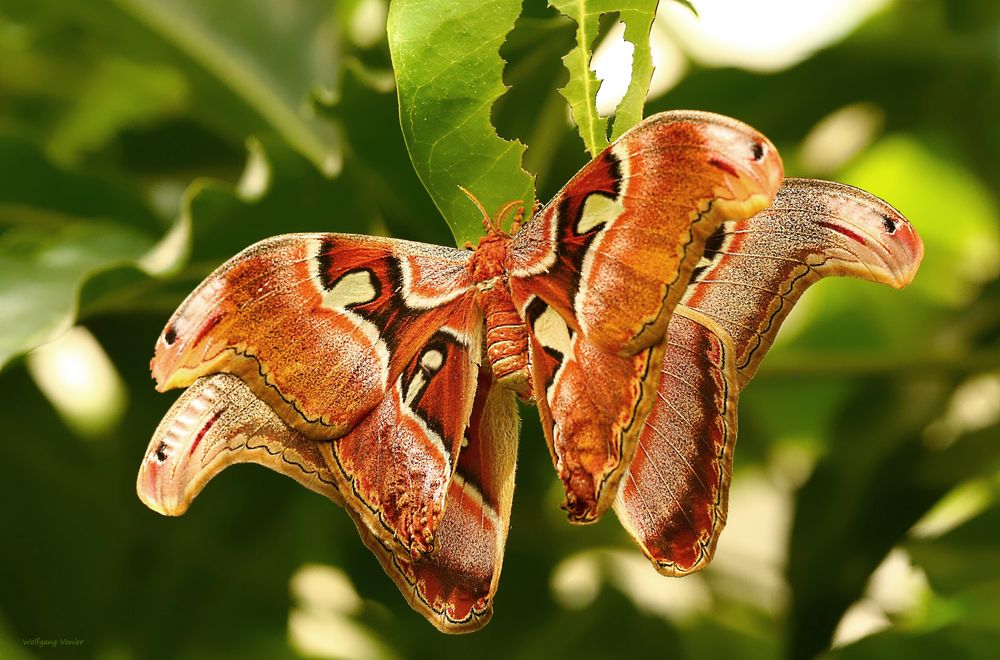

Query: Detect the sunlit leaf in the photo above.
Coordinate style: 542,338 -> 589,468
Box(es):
2,0 -> 346,173
0,223 -> 154,369
549,0 -> 611,156
609,2 -> 659,140
388,0 -> 534,247
549,1 -> 666,151
493,14 -> 577,193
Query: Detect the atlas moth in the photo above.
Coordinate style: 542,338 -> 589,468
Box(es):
136,111 -> 923,631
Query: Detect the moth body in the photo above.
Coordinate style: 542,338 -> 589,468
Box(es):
477,277 -> 532,400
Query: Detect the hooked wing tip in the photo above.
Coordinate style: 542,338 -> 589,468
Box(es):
777,178 -> 925,289
887,213 -> 924,288
136,446 -> 192,517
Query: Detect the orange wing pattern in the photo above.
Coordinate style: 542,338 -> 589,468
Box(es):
137,372 -> 518,633
524,297 -> 666,523
355,368 -> 519,630
151,234 -> 473,439
615,178 -> 924,574
149,234 -> 484,559
508,110 -> 783,355
508,111 -> 783,522
319,306 -> 483,559
614,308 -> 737,575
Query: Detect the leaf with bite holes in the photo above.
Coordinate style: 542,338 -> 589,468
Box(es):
549,1 -> 664,154
388,0 -> 535,247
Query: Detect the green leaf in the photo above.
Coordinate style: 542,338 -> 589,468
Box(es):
609,2 -> 659,140
785,379 -> 1000,659
330,60 -> 446,245
0,223 -> 156,369
388,0 -> 534,247
67,135 -> 396,335
549,0 -> 610,156
3,0 -> 343,173
493,14 -> 578,192
187,137 -> 381,262
0,136 -> 169,368
46,57 -> 188,165
549,1 -> 661,152
0,135 -> 162,234
785,376 -> 948,659
909,503 -> 1000,595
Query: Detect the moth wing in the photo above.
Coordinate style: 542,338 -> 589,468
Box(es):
613,308 -> 738,575
524,298 -> 667,523
151,233 -> 474,440
318,304 -> 485,559
137,373 -> 345,516
505,111 -> 780,524
137,371 -> 518,633
615,178 -> 924,574
507,110 -> 783,357
356,367 -> 519,631
683,177 -> 924,387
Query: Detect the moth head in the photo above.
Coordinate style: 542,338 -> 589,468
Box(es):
458,185 -> 527,238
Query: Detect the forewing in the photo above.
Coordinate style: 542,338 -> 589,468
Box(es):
137,371 -> 519,634
525,298 -> 667,523
150,233 -> 473,439
613,308 -> 737,575
319,305 -> 483,559
508,110 -> 783,357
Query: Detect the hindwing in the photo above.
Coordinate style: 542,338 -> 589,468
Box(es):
356,368 -> 518,631
137,373 -> 345,516
615,178 -> 924,574
613,308 -> 737,575
318,305 -> 483,559
681,177 -> 924,386
137,371 -> 518,633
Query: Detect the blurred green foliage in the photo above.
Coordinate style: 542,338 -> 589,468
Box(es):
1,1 -> 998,659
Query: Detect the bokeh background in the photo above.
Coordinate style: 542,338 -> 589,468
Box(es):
1,0 -> 998,658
